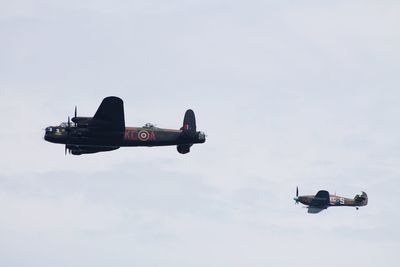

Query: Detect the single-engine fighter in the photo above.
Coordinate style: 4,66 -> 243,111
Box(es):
293,187 -> 368,214
44,96 -> 206,155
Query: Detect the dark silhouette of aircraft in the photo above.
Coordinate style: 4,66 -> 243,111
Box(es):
44,96 -> 206,155
293,187 -> 368,214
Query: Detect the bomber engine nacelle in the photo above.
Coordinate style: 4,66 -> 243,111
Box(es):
66,145 -> 119,155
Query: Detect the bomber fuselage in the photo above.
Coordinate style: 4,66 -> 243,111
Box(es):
44,124 -> 206,147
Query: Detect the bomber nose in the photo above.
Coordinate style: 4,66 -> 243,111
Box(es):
44,131 -> 50,141
44,127 -> 53,141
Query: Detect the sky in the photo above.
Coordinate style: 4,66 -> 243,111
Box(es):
1,1 -> 400,266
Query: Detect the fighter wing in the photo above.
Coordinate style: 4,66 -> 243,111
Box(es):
309,190 -> 330,209
89,96 -> 125,131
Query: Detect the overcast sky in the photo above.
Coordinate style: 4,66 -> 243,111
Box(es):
1,1 -> 400,266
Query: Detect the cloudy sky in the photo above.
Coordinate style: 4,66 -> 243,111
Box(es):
1,1 -> 400,266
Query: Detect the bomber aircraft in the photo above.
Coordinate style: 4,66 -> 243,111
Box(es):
293,187 -> 368,214
44,96 -> 206,155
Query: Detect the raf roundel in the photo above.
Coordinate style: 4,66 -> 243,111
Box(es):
138,130 -> 150,141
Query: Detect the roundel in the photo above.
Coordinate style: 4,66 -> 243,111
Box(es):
138,130 -> 150,141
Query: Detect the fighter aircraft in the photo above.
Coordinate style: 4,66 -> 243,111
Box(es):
293,187 -> 368,214
44,96 -> 206,155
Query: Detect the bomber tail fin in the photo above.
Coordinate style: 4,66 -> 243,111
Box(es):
177,109 -> 205,154
177,109 -> 196,154
181,109 -> 196,133
181,109 -> 196,135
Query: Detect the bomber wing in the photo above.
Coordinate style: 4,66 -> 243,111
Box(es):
89,96 -> 125,131
309,190 -> 330,209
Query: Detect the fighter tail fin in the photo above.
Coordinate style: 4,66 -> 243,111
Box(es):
354,191 -> 368,206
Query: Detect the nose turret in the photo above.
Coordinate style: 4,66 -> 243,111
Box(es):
44,127 -> 53,141
44,126 -> 65,143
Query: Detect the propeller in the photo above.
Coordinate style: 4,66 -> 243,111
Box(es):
65,116 -> 72,133
65,105 -> 79,155
65,144 -> 71,155
294,186 -> 299,204
74,106 -> 77,127
65,116 -> 71,155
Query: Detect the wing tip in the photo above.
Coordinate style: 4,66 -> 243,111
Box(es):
104,96 -> 123,102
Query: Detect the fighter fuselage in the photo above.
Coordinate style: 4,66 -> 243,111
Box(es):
297,194 -> 367,207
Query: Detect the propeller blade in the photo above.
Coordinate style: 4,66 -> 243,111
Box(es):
65,145 -> 67,155
73,106 -> 77,126
66,116 -> 71,135
294,186 -> 299,204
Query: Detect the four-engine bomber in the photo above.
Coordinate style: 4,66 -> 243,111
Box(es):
44,96 -> 206,155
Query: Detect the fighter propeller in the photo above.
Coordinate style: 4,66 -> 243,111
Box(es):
294,186 -> 299,204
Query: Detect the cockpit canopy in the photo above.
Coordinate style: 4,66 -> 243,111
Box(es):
60,122 -> 76,128
143,123 -> 156,128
